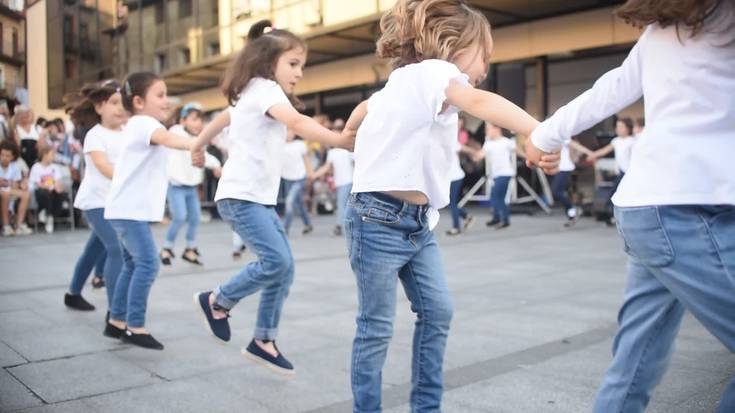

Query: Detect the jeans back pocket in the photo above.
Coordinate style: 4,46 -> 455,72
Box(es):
615,206 -> 675,267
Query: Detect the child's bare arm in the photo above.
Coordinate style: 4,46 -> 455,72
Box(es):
345,100 -> 368,134
193,110 -> 231,152
445,81 -> 538,137
268,104 -> 352,150
151,129 -> 192,150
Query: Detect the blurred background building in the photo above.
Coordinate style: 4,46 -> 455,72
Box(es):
27,0 -> 643,123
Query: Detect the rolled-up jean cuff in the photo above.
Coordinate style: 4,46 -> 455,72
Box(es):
110,311 -> 126,321
213,286 -> 237,310
254,327 -> 278,341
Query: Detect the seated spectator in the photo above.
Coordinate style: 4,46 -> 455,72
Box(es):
0,140 -> 31,236
29,146 -> 65,233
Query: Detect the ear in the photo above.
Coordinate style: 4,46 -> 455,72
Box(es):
132,95 -> 145,111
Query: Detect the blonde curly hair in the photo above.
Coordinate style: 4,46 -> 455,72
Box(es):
377,0 -> 493,69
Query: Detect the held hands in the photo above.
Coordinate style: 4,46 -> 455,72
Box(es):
524,137 -> 561,175
191,143 -> 206,168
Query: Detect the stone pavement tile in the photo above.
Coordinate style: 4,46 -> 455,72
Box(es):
8,352 -> 160,403
667,377 -> 729,413
198,346 -> 353,413
2,324 -> 125,362
515,300 -> 617,324
113,335 -> 243,380
0,310 -> 56,336
0,369 -> 43,412
0,293 -> 40,312
16,375 -> 271,413
442,328 -> 536,371
0,339 -> 27,367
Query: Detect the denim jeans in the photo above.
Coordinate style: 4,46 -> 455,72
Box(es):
449,178 -> 468,230
490,176 -> 512,224
336,183 -> 353,226
345,192 -> 453,413
109,220 -> 160,328
551,171 -> 573,212
69,208 -> 121,306
215,199 -> 295,340
283,178 -> 311,233
594,205 -> 735,413
164,184 -> 200,249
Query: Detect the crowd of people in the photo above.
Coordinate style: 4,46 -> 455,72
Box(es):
4,0 -> 734,412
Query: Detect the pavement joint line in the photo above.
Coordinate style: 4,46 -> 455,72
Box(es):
4,364 -> 48,406
304,324 -> 617,413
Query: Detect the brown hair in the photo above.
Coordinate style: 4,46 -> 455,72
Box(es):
0,139 -> 19,160
618,117 -> 634,135
65,79 -> 121,131
616,0 -> 733,38
120,71 -> 162,113
376,0 -> 493,69
221,20 -> 307,108
38,145 -> 55,161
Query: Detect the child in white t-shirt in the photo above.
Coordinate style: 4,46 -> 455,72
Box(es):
190,20 -> 353,375
103,72 -> 194,351
589,117 -> 636,222
65,80 -> 128,319
160,103 -> 221,266
473,122 -> 517,228
0,140 -> 31,236
280,131 -> 313,235
312,143 -> 354,236
341,1 -> 558,411
29,146 -> 64,234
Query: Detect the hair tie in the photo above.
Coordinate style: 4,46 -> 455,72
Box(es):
264,25 -> 276,34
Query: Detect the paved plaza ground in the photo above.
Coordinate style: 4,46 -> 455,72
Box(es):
1,209 -> 732,412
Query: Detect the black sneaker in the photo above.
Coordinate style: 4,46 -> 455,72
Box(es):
242,339 -> 295,377
486,218 -> 500,227
302,225 -> 313,235
91,276 -> 105,289
64,293 -> 95,311
121,330 -> 164,350
193,291 -> 231,342
159,248 -> 174,266
495,222 -> 511,230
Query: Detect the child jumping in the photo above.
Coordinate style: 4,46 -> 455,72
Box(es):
191,20 -> 353,376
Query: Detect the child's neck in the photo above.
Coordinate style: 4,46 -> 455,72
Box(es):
101,120 -> 122,131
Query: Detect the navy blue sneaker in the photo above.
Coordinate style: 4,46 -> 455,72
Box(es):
193,291 -> 230,342
242,339 -> 295,377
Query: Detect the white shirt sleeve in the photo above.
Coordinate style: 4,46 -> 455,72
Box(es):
254,79 -> 291,115
531,28 -> 647,153
83,131 -> 104,154
132,115 -> 165,146
420,60 -> 470,121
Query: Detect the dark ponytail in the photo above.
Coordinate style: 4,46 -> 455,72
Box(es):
221,19 -> 307,109
65,79 -> 121,141
121,71 -> 162,113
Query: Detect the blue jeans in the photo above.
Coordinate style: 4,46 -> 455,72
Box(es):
69,209 -> 121,307
490,176 -> 512,224
283,178 -> 311,233
594,205 -> 735,413
336,183 -> 353,226
215,199 -> 295,340
109,220 -> 160,328
345,192 -> 453,413
164,184 -> 200,249
449,178 -> 468,230
551,171 -> 573,212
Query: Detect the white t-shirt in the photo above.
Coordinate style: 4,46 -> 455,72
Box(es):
559,141 -> 575,172
104,115 -> 168,221
167,124 -> 220,186
482,137 -> 516,177
281,139 -> 307,181
326,148 -> 354,187
351,59 -> 470,227
73,124 -> 125,210
0,162 -> 21,192
610,136 -> 636,174
29,163 -> 62,191
215,78 -> 291,205
16,125 -> 40,141
449,139 -> 465,182
531,3 -> 735,207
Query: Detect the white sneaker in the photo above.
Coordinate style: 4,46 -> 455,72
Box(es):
38,209 -> 46,223
15,224 -> 32,236
2,225 -> 14,236
45,216 -> 54,234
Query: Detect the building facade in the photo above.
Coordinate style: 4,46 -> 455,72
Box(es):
0,0 -> 25,109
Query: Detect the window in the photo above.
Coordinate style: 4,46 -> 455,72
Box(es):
65,57 -> 76,79
79,23 -> 89,51
154,53 -> 167,73
63,15 -> 75,47
11,28 -> 17,57
179,0 -> 193,18
155,1 -> 165,24
208,42 -> 220,56
179,47 -> 191,65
